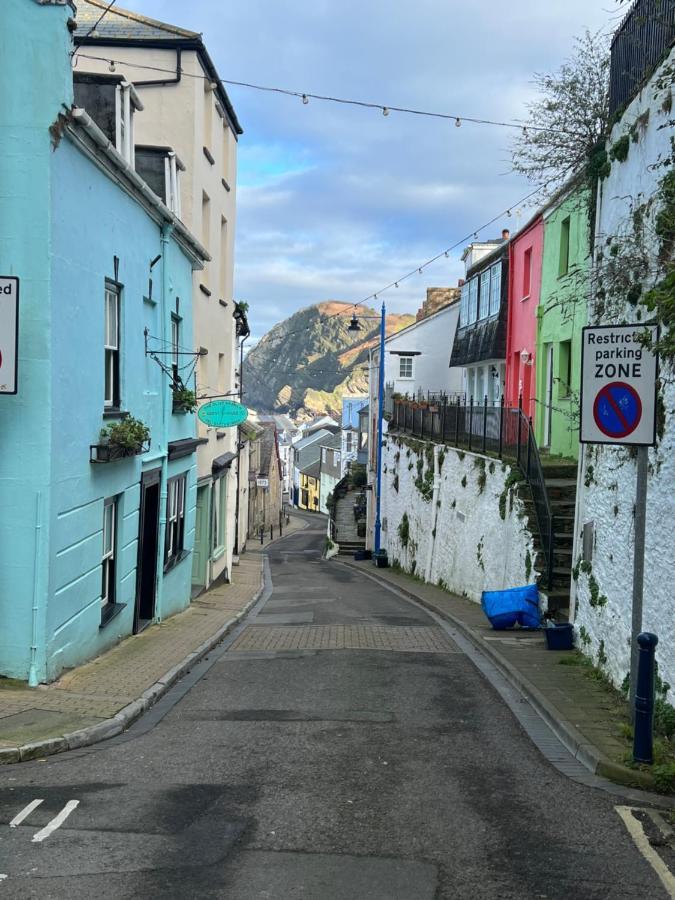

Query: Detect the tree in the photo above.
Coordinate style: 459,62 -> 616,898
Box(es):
511,31 -> 610,194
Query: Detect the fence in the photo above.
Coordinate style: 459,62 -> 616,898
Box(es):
391,396 -> 555,588
609,0 -> 675,116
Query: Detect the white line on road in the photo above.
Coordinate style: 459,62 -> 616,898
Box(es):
9,800 -> 44,828
615,806 -> 675,899
31,800 -> 79,843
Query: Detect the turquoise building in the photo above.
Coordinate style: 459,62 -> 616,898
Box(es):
0,0 -> 209,683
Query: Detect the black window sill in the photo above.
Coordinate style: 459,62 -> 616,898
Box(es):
203,146 -> 215,165
164,548 -> 190,574
222,178 -> 231,192
100,602 -> 127,629
103,409 -> 129,420
199,284 -> 212,297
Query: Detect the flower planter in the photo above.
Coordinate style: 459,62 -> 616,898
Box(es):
90,440 -> 150,464
544,622 -> 574,651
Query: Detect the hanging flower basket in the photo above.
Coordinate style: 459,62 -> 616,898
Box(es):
172,386 -> 198,414
91,417 -> 151,463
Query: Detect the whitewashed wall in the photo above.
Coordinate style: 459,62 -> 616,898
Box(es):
385,304 -> 463,397
381,436 -> 539,602
573,48 -> 675,691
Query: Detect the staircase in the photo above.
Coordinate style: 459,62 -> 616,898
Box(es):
333,489 -> 366,556
533,460 -> 578,620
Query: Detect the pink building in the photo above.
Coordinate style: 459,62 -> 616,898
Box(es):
505,216 -> 543,420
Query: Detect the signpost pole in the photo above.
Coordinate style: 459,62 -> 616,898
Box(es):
629,445 -> 649,720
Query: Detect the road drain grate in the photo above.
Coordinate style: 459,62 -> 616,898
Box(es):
228,624 -> 459,653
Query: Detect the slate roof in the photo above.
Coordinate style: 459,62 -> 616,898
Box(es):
258,423 -> 280,478
300,460 -> 321,479
294,429 -> 331,452
74,0 -> 198,41
319,432 -> 343,451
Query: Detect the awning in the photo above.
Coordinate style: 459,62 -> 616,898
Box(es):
212,451 -> 236,474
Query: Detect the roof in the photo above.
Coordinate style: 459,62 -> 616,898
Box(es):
258,423 -> 280,477
301,460 -> 321,479
319,432 -> 342,451
73,0 -> 243,136
294,429 -> 332,451
384,299 -> 459,345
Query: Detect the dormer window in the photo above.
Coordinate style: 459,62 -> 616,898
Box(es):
73,73 -> 143,167
135,147 -> 185,215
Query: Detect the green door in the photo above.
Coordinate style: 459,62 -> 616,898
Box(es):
191,483 -> 210,592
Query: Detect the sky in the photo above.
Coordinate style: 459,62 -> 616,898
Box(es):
125,1 -> 625,343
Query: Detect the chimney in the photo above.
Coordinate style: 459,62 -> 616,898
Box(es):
501,229 -> 510,241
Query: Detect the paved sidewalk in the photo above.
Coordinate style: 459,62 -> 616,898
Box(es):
244,512 -> 310,551
340,559 -> 656,792
0,555 -> 263,763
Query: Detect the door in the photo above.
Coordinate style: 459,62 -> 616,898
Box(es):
191,483 -> 210,594
134,469 -> 160,634
544,344 -> 554,448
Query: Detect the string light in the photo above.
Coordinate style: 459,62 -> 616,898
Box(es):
382,107 -> 390,117
108,60 -> 116,73
72,53 -> 585,137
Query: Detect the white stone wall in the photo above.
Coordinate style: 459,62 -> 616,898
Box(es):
573,48 -> 675,691
381,436 -> 538,603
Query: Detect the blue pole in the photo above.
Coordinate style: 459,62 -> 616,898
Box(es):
633,632 -> 658,764
375,301 -> 386,554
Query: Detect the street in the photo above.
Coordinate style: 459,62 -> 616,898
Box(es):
0,519 -> 668,899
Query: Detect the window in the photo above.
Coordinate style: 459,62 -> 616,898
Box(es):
171,314 -> 180,385
321,448 -> 327,463
164,152 -> 182,216
201,191 -> 211,251
559,217 -> 571,277
558,340 -> 572,398
345,431 -> 353,452
104,283 -> 120,408
335,451 -> 341,466
479,269 -> 491,319
203,82 -> 213,152
165,474 -> 187,567
489,263 -> 501,316
220,217 -> 228,297
459,281 -> 469,327
399,356 -> 413,379
101,497 -> 117,618
468,277 -> 478,323
522,247 -> 532,299
115,83 -> 135,165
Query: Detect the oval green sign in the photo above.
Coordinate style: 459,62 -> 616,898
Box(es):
198,400 -> 249,428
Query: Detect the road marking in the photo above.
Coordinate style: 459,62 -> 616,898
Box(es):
9,799 -> 44,828
615,806 -> 675,898
31,800 -> 79,843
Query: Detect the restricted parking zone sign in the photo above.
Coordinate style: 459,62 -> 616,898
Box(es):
0,276 -> 19,395
580,324 -> 658,445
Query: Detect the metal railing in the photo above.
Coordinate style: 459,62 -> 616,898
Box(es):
391,396 -> 555,588
609,0 -> 675,116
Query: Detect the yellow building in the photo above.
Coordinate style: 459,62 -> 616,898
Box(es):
299,461 -> 321,512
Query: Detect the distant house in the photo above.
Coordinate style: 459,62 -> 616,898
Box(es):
299,460 -> 321,512
450,236 -> 510,405
289,429 -> 333,506
319,433 -> 343,514
341,395 -> 368,475
247,423 -> 283,539
260,414 -> 299,500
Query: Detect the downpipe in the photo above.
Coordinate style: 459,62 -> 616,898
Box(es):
425,445 -> 442,583
28,491 -> 43,688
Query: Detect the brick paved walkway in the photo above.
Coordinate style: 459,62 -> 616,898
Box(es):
0,555 -> 263,753
230,623 -> 459,653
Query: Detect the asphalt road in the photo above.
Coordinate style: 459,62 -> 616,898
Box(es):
0,517 -> 669,899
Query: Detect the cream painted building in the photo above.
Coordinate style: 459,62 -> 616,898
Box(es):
74,1 -> 244,593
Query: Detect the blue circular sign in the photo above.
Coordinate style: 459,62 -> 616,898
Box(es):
198,400 -> 249,428
593,381 -> 642,439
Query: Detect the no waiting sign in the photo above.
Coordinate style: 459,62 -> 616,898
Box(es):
0,277 -> 19,395
580,324 -> 658,445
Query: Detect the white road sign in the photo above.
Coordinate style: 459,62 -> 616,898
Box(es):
580,324 -> 658,446
256,478 -> 269,488
0,277 -> 19,395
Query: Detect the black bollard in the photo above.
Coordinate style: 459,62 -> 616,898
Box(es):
260,526 -> 264,545
633,632 -> 658,765
270,525 -> 274,540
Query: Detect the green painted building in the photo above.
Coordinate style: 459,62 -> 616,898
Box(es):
535,182 -> 591,460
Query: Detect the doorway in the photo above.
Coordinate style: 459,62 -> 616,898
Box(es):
134,468 -> 160,634
544,344 -> 554,448
192,483 -> 210,596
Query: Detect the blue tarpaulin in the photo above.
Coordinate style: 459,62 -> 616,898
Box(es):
481,584 -> 541,630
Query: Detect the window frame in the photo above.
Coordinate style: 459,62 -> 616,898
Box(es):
489,263 -> 501,317
479,269 -> 491,320
399,356 -> 414,379
104,282 -> 120,410
170,313 -> 181,386
559,216 -> 571,277
164,474 -> 187,570
468,277 -> 478,323
522,247 -> 532,300
460,281 -> 469,327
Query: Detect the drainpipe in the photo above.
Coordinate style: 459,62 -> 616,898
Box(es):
28,492 -> 43,688
234,331 -> 248,554
155,223 -> 173,620
425,445 -> 442,583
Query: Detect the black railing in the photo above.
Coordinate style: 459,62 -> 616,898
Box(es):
391,396 -> 555,588
609,0 -> 675,116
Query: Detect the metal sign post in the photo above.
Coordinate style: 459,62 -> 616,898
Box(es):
580,324 -> 658,717
0,277 -> 19,395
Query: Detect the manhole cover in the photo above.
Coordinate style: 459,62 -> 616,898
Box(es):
228,624 -> 458,653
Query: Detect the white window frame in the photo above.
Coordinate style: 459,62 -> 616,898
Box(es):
479,269 -> 491,320
399,356 -> 413,379
101,497 -> 117,611
104,284 -> 120,408
164,152 -> 182,217
165,475 -> 187,565
489,263 -> 501,316
468,277 -> 478,323
345,431 -> 353,452
460,281 -> 469,327
115,83 -> 135,165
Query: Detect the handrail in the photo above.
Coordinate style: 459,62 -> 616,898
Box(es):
391,395 -> 556,588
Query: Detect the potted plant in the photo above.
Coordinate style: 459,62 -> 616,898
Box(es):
93,416 -> 150,462
172,385 -> 198,413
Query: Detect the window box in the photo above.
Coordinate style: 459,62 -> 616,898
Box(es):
91,439 -> 150,464
172,387 -> 198,414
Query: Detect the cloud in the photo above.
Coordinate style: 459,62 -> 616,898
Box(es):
131,0 -> 615,339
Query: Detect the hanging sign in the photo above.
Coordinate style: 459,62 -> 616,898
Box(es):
580,324 -> 658,445
198,399 -> 249,428
0,277 -> 19,395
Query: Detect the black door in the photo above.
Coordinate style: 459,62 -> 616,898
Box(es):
134,469 -> 161,634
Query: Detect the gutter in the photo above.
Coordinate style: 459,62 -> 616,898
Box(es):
66,108 -> 210,268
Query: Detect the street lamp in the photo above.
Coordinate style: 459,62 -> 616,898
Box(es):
347,301 -> 386,555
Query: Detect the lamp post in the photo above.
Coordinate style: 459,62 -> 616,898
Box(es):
348,301 -> 386,554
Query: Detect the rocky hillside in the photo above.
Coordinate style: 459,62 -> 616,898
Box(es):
244,302 -> 415,420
